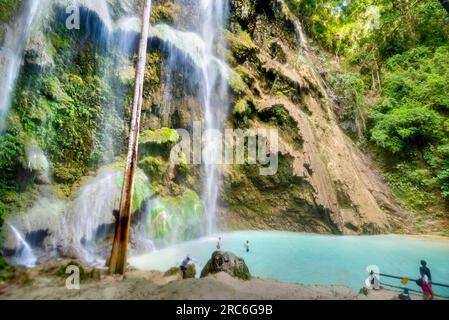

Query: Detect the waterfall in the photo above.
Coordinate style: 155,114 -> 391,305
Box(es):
153,1 -> 230,236
0,0 -> 49,132
6,223 -> 37,268
59,171 -> 122,262
198,0 -> 230,235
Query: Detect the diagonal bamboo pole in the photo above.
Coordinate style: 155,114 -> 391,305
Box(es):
109,0 -> 152,275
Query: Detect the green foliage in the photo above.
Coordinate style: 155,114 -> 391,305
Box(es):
370,46 -> 449,201
233,99 -> 250,119
0,201 -> 5,229
140,128 -> 179,145
0,255 -> 16,282
384,163 -> 439,210
288,0 -> 449,210
229,71 -> 247,96
150,2 -> 183,24
329,72 -> 368,137
0,0 -> 23,23
226,28 -> 259,66
139,156 -> 165,180
371,104 -> 444,153
0,19 -> 130,196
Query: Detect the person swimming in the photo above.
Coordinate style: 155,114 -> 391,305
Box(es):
216,237 -> 222,250
244,240 -> 250,253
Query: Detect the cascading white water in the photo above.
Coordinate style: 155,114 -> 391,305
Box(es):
0,0 -> 48,132
98,5 -> 141,164
198,0 -> 230,235
155,1 -> 230,236
59,171 -> 122,262
6,223 -> 37,267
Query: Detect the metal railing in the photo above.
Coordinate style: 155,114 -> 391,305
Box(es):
373,272 -> 449,299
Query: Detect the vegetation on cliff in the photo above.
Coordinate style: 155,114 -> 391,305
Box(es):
287,0 -> 449,218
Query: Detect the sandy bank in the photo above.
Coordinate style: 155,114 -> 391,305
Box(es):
0,264 -> 420,300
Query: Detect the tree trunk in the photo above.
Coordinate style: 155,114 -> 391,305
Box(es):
108,0 -> 152,275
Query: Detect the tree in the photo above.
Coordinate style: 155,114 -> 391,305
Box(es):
108,0 -> 152,275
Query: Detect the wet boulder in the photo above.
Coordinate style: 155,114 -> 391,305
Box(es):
165,263 -> 196,279
200,251 -> 251,280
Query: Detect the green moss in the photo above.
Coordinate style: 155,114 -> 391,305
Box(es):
116,169 -> 152,213
53,165 -> 82,184
258,105 -> 303,149
140,128 -> 179,145
139,156 -> 167,181
226,28 -> 259,65
150,2 -> 183,24
146,189 -> 204,241
229,71 -> 247,96
0,0 -> 23,23
233,99 -> 249,116
234,65 -> 255,88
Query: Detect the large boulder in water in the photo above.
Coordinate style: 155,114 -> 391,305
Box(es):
200,251 -> 251,280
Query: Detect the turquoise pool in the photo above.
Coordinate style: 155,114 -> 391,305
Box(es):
129,231 -> 449,297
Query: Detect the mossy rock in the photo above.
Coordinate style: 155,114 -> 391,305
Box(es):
164,264 -> 196,279
140,128 -> 179,145
139,156 -> 167,180
200,251 -> 251,280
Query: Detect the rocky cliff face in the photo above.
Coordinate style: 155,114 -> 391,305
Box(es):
217,0 -> 407,234
0,0 -> 411,261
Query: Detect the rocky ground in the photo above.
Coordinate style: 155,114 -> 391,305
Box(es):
0,259 -> 421,300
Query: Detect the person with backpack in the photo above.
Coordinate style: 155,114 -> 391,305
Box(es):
417,269 -> 434,300
179,256 -> 191,279
420,260 -> 432,282
419,260 -> 434,299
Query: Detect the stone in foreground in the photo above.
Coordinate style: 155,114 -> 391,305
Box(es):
200,251 -> 251,280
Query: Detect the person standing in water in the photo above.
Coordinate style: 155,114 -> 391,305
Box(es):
216,237 -> 222,250
244,240 -> 250,253
180,256 -> 191,279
